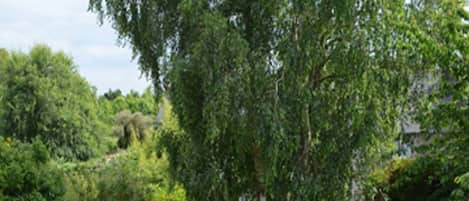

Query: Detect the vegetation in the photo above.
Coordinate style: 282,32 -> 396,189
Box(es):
365,156 -> 469,201
61,100 -> 185,201
94,88 -> 159,152
88,0 -> 466,200
0,45 -> 102,160
0,137 -> 65,201
113,110 -> 153,149
0,45 -> 183,200
0,0 -> 467,200
61,139 -> 186,201
98,88 -> 157,125
363,2 -> 469,201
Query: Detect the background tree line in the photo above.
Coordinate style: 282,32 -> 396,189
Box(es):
0,45 -> 185,201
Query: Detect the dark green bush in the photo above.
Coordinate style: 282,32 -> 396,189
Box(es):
0,137 -> 65,201
365,156 -> 469,201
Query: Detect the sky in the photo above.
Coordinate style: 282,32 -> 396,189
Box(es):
0,0 -> 151,94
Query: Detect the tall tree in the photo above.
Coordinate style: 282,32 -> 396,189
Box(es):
89,0 -> 449,200
0,45 -> 101,160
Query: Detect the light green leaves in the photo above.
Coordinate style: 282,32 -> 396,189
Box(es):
0,137 -> 65,200
0,44 -> 101,160
89,0 -> 467,200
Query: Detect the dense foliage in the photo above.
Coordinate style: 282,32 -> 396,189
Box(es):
113,110 -> 153,148
365,2 -> 469,201
98,88 -> 158,150
0,45 -> 102,160
0,45 -> 180,200
0,137 -> 65,201
88,0 -> 461,200
98,88 -> 157,125
365,156 -> 469,201
0,0 -> 467,200
363,2 -> 469,199
416,0 -> 469,135
62,131 -> 186,201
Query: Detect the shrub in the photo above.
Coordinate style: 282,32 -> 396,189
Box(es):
62,137 -> 186,201
0,137 -> 65,201
365,156 -> 468,201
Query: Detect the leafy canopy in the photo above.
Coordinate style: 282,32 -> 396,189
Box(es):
365,2 -> 469,200
0,44 -> 102,160
89,0 -> 461,200
98,88 -> 158,125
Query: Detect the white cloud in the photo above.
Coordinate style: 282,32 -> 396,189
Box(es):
0,0 -> 150,95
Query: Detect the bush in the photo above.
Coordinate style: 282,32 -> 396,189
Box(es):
365,156 -> 468,201
113,110 -> 153,149
0,137 -> 65,201
62,137 -> 186,201
0,45 -> 102,160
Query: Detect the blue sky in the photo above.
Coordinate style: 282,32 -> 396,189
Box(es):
0,0 -> 151,94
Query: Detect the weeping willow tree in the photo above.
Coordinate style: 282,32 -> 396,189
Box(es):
89,0 -> 461,200
113,110 -> 153,148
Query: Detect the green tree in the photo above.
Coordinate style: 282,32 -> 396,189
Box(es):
0,44 -> 101,160
398,1 -> 468,200
416,0 -> 469,165
103,89 -> 123,101
113,110 -> 153,149
98,88 -> 157,125
89,0 -> 450,200
364,2 -> 469,201
419,2 -> 469,200
127,89 -> 157,115
416,0 -> 469,135
0,137 -> 65,201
